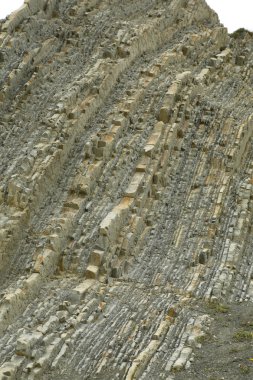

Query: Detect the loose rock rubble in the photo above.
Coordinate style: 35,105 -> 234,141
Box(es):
0,0 -> 253,379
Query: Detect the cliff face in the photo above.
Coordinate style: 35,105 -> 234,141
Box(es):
0,1 -> 252,379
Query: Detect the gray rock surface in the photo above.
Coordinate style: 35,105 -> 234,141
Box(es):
0,0 -> 253,379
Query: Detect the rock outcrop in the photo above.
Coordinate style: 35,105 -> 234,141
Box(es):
0,0 -> 252,379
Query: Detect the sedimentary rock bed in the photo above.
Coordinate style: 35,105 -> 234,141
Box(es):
0,0 -> 253,379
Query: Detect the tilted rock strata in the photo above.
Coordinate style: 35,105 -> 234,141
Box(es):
0,0 -> 253,379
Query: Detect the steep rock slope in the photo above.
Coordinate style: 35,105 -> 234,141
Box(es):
0,0 -> 252,379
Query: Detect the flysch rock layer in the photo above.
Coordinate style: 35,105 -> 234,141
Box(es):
0,0 -> 252,379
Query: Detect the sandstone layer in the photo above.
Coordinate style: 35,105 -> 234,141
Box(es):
0,1 -> 253,379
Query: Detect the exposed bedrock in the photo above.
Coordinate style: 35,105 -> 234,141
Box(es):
0,0 -> 253,379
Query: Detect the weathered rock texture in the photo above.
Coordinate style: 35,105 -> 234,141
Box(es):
0,0 -> 252,379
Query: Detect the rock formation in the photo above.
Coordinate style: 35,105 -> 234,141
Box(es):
0,0 -> 252,379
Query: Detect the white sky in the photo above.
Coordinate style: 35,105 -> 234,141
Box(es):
0,0 -> 24,19
0,1 -> 24,19
0,1 -> 253,33
206,0 -> 253,32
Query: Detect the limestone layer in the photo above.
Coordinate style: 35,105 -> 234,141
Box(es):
0,0 -> 253,379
